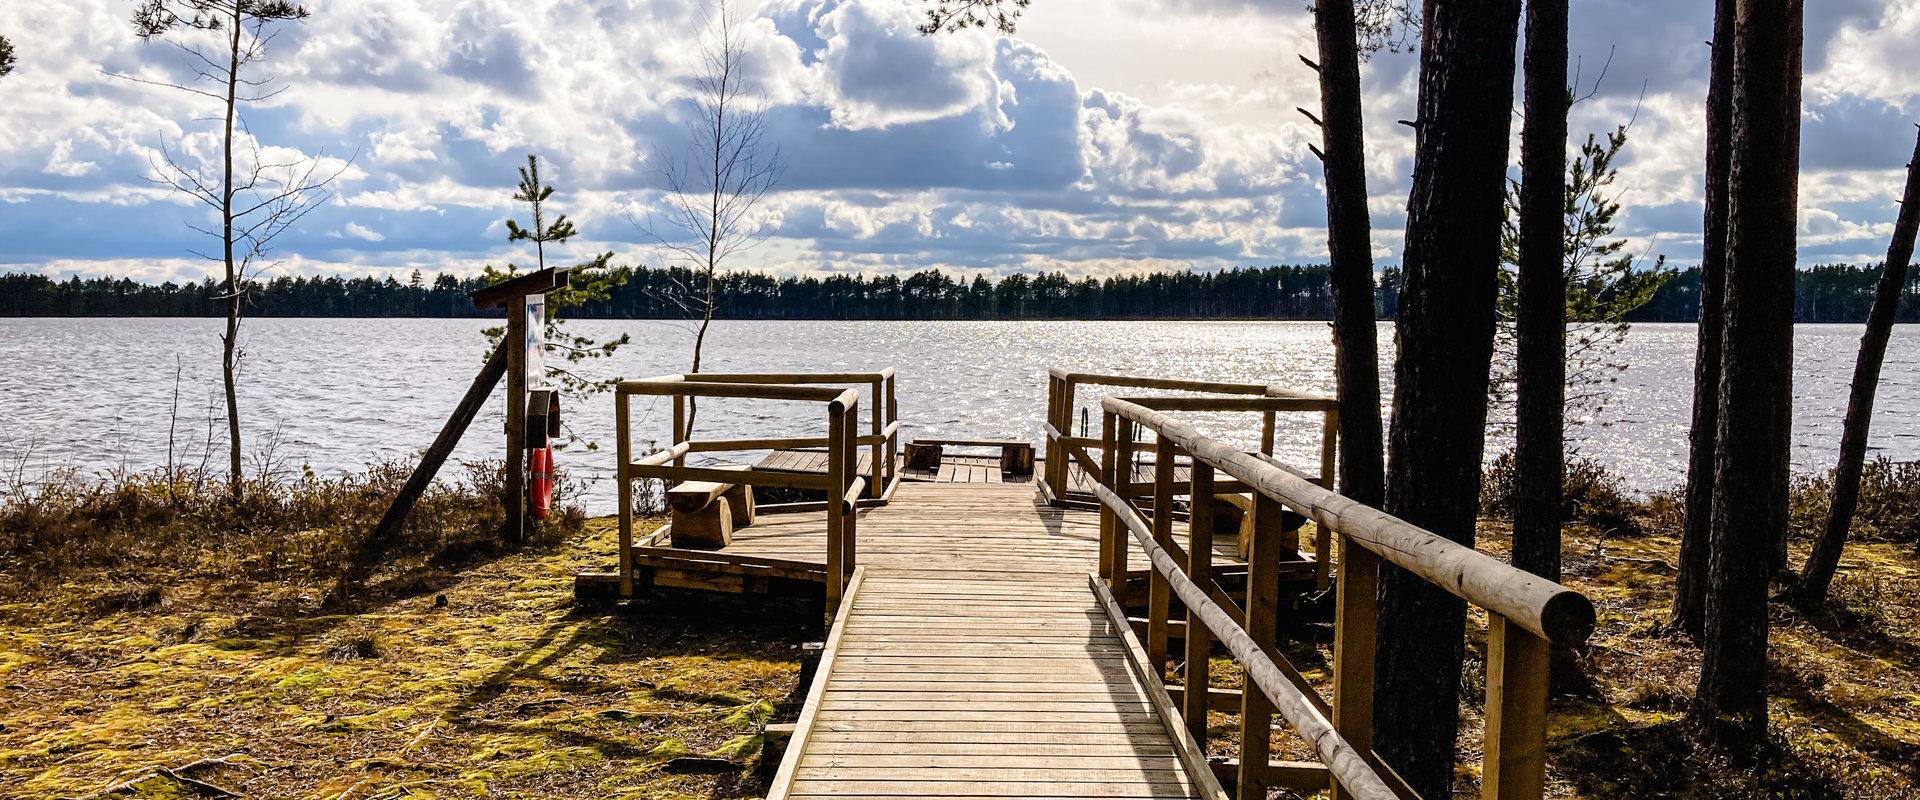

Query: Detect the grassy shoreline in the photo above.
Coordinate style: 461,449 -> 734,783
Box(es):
3,461 -> 1916,798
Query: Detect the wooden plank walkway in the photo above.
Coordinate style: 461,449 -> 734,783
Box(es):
757,449 -> 1009,484
767,482 -> 1224,799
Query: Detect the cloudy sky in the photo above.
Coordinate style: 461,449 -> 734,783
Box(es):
0,0 -> 1914,284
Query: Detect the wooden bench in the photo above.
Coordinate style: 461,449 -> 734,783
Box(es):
905,438 -> 1035,476
666,465 -> 755,549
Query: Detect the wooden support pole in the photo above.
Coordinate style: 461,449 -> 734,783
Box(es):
616,389 -> 634,597
1184,460 -> 1216,746
1330,533 -> 1381,800
1238,491 -> 1283,800
504,301 -> 528,545
348,346 -> 508,598
1483,615 -> 1549,800
1149,435 -> 1178,669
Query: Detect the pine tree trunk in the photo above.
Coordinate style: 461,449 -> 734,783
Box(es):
1673,0 -> 1735,638
1374,1 -> 1522,794
1312,0 -> 1385,507
1693,0 -> 1803,745
1796,128 -> 1920,601
1511,0 -> 1569,582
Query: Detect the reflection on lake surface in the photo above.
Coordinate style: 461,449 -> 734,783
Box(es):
3,318 -> 1916,512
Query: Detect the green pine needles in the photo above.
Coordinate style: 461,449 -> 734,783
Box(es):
483,155 -> 633,446
1494,125 -> 1676,429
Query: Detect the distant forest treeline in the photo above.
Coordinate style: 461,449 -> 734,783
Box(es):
4,263 -> 1918,322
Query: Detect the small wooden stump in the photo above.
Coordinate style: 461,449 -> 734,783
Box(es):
671,496 -> 734,549
904,442 -> 943,471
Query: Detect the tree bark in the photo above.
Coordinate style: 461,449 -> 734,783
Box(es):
1374,0 -> 1522,794
1796,128 -> 1920,601
1511,0 -> 1570,582
1692,0 -> 1803,745
221,5 -> 243,503
1312,0 -> 1386,508
1673,0 -> 1737,638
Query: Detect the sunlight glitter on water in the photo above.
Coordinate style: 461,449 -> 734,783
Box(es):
2,319 -> 1914,513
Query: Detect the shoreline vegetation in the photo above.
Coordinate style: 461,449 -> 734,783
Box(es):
4,264 -> 1919,323
2,453 -> 1916,797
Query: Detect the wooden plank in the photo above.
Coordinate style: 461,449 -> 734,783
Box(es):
766,567 -> 866,800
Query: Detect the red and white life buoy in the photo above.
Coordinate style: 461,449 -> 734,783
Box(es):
529,446 -> 553,520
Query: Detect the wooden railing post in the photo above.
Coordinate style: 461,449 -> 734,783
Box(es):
843,395 -> 860,578
1329,533 -> 1380,800
885,374 -> 898,492
616,389 -> 634,597
1183,460 -> 1215,745
671,394 -> 687,468
826,402 -> 847,622
1319,407 -> 1339,489
1238,491 -> 1283,799
1098,411 -> 1118,582
1149,435 -> 1178,668
1044,374 -> 1062,499
869,378 -> 884,499
1483,615 -> 1549,800
1109,418 -> 1136,596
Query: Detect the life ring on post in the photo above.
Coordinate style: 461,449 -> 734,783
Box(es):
529,446 -> 553,520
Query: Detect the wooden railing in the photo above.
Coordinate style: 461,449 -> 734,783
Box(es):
1093,396 -> 1596,800
1044,368 -> 1338,506
677,370 -> 899,501
615,374 -> 875,615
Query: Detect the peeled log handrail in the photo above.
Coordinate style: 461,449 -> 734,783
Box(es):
1104,397 -> 1595,646
1094,481 -> 1398,800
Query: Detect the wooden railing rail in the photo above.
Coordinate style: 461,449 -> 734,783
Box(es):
668,370 -> 898,500
1044,368 -> 1338,506
615,375 -> 865,616
1095,396 -> 1596,800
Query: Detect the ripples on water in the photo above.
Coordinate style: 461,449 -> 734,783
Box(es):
2,318 -> 1915,513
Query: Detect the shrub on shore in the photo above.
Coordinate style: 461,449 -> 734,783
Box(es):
0,457 -> 584,608
1786,456 -> 1920,544
1480,448 -> 1646,535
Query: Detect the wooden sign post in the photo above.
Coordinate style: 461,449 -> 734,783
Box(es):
470,267 -> 570,544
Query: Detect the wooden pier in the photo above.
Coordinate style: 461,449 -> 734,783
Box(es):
581,369 -> 1598,800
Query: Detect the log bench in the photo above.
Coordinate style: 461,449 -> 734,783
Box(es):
666,465 -> 755,549
904,438 -> 1036,476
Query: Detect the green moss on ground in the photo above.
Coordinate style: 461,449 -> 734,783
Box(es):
0,518 -> 814,800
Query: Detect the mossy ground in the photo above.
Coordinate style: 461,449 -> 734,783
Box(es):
0,517 -> 814,800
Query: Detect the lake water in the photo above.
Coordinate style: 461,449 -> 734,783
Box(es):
3,318 -> 1916,513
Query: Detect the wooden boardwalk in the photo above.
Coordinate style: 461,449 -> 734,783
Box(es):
766,482 -> 1224,799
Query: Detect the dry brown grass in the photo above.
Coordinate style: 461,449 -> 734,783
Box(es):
0,498 -> 811,800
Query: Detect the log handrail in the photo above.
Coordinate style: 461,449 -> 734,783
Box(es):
1105,397 -> 1594,645
1093,397 -> 1596,800
615,374 -> 873,618
1095,481 -> 1399,800
1044,368 -> 1338,506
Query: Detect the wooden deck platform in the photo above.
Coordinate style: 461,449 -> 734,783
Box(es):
627,481 -> 1273,597
757,448 -> 1015,484
765,482 -> 1225,799
756,447 -> 1189,490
